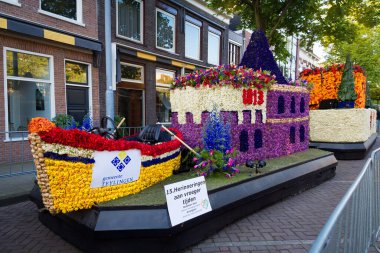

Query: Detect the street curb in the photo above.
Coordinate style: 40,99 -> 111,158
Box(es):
0,193 -> 30,207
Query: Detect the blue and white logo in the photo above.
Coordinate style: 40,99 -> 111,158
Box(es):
111,157 -> 120,166
91,149 -> 141,188
110,151 -> 131,172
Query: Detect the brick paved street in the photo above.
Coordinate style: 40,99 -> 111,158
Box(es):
1,139 -> 379,253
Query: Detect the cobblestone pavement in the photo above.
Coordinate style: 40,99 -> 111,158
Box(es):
1,139 -> 379,253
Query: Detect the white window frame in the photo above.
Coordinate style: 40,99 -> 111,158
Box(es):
116,0 -> 144,44
0,0 -> 21,7
185,21 -> 201,60
120,62 -> 144,83
208,31 -> 220,65
156,68 -> 175,88
64,59 -> 93,118
156,8 -> 176,53
3,47 -> 55,141
228,40 -> 242,65
38,0 -> 84,26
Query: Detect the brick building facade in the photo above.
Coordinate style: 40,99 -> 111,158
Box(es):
0,0 -> 101,169
98,0 -> 235,126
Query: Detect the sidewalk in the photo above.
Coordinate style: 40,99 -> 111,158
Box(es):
0,138 -> 379,253
0,173 -> 35,207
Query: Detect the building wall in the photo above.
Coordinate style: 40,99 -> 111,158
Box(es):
0,33 -> 100,163
110,0 -> 229,67
98,0 -> 232,125
0,0 -> 98,39
299,48 -> 320,70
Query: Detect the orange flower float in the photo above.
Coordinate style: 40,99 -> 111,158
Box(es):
300,64 -> 366,109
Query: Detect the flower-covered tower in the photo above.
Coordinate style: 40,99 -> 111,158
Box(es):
240,30 -> 288,84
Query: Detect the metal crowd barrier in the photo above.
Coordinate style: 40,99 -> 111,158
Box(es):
310,147 -> 380,252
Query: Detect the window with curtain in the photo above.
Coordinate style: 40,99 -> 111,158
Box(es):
208,31 -> 220,65
156,9 -> 175,52
185,21 -> 200,60
156,68 -> 175,122
5,50 -> 53,139
118,0 -> 143,42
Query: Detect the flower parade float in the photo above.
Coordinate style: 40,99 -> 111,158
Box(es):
29,30 -> 337,253
28,117 -> 182,213
301,55 -> 377,159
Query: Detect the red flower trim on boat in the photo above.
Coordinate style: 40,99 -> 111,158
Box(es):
38,127 -> 183,157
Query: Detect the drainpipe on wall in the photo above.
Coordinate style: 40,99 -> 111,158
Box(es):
105,0 -> 114,126
295,38 -> 300,80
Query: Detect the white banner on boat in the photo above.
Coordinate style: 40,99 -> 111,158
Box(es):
90,149 -> 141,188
165,176 -> 212,226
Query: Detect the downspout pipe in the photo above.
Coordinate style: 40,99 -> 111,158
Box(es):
105,0 -> 114,126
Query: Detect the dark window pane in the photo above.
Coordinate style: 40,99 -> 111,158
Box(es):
290,127 -> 296,144
239,130 -> 249,152
66,86 -> 89,123
300,97 -> 305,113
6,51 -> 50,80
117,88 -> 143,127
118,0 -> 141,41
41,0 -> 77,20
291,96 -> 296,113
65,62 -> 88,84
278,96 -> 285,114
300,125 -> 305,142
254,129 -> 263,149
156,10 -> 175,51
121,64 -> 143,81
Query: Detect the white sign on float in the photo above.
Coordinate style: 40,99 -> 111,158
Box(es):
165,176 -> 212,227
90,149 -> 141,188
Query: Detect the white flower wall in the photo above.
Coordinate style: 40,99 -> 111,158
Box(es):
310,109 -> 377,142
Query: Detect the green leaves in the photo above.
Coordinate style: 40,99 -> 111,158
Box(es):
205,0 -> 379,61
327,25 -> 380,88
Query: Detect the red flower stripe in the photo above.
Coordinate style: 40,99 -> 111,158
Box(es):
300,64 -> 365,77
39,128 -> 184,157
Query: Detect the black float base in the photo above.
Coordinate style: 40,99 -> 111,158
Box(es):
30,154 -> 337,253
310,133 -> 377,160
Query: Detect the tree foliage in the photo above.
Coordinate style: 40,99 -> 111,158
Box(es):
326,25 -> 380,88
205,0 -> 380,61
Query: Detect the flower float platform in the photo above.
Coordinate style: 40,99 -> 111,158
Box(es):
30,148 -> 337,253
29,68 -> 337,253
301,60 -> 376,159
309,109 -> 377,159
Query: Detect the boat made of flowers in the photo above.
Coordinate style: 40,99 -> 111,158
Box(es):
28,118 -> 182,213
